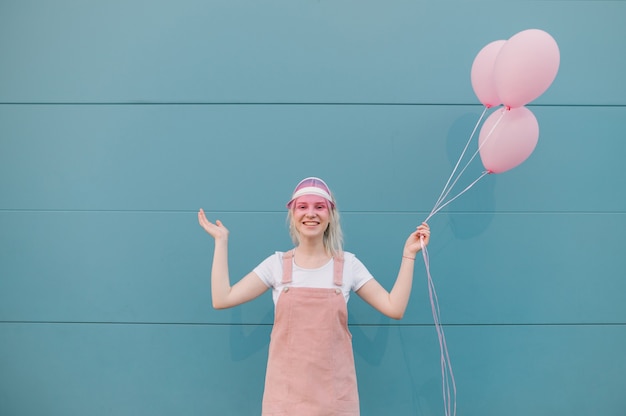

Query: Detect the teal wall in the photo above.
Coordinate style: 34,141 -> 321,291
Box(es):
1,1 -> 625,415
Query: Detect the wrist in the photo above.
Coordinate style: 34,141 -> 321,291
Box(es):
403,249 -> 417,258
214,237 -> 229,246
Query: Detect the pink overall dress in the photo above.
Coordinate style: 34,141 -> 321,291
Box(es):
261,250 -> 360,416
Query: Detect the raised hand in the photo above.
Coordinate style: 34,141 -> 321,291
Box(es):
198,209 -> 229,241
404,222 -> 430,257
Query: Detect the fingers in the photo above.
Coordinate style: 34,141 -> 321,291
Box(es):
198,209 -> 209,226
415,222 -> 431,241
198,209 -> 216,230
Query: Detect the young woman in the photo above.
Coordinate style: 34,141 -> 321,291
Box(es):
198,177 -> 430,416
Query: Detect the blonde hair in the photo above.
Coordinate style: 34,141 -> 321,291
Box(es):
287,196 -> 344,256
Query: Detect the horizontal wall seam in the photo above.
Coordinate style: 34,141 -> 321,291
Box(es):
1,102 -> 625,108
2,321 -> 625,327
1,210 -> 625,214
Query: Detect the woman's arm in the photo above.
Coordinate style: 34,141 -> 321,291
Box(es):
356,223 -> 430,320
198,209 -> 269,309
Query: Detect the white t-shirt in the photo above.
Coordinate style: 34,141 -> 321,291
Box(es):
254,251 -> 374,305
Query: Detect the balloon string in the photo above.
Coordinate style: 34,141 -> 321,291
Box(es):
424,171 -> 489,223
431,106 -> 489,214
426,108 -> 506,223
471,107 -> 507,165
421,238 -> 457,416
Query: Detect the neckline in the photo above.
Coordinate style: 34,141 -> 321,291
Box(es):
292,256 -> 333,271
292,247 -> 333,270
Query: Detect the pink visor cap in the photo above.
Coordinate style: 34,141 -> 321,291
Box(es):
286,177 -> 335,209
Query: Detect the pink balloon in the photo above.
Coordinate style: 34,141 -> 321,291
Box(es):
493,29 -> 560,108
471,40 -> 506,107
479,106 -> 539,174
